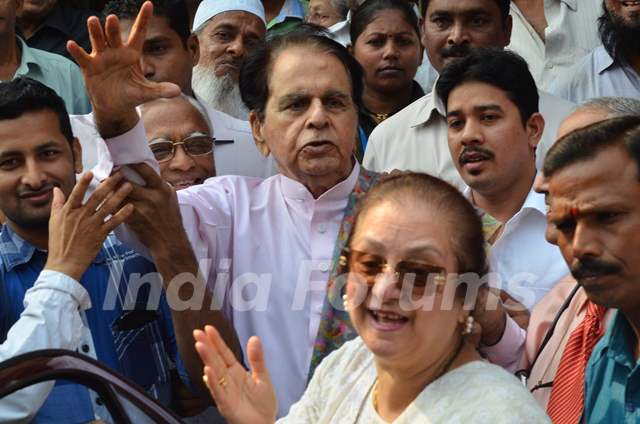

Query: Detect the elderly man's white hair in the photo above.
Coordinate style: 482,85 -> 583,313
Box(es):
141,94 -> 213,136
579,96 -> 640,118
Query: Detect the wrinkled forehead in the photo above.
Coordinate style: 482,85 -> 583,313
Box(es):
268,46 -> 353,95
119,15 -> 177,43
141,98 -> 210,137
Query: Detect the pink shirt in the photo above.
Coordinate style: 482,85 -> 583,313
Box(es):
103,120 -> 359,416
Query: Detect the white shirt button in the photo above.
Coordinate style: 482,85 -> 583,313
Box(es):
317,223 -> 327,233
319,261 -> 330,272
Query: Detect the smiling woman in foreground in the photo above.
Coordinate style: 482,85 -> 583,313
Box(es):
194,173 -> 549,423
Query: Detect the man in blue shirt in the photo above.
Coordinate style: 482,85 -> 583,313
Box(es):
544,115 -> 640,423
0,77 -> 181,423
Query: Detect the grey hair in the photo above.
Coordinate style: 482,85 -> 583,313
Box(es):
181,94 -> 213,135
331,0 -> 351,19
579,96 -> 640,118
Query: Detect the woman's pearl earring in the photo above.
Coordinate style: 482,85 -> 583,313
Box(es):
342,294 -> 349,311
462,315 -> 475,336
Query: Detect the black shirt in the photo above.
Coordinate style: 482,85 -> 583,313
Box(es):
20,3 -> 97,62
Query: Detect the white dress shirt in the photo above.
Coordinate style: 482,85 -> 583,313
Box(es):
0,270 -> 91,424
550,46 -> 640,103
100,121 -> 359,417
464,185 -> 569,309
507,0 -> 602,90
363,81 -> 575,190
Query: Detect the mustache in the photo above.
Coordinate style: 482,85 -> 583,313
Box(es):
571,257 -> 622,280
440,44 -> 472,60
17,182 -> 56,198
459,146 -> 494,164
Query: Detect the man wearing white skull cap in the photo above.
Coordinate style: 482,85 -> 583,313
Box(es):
192,0 -> 267,120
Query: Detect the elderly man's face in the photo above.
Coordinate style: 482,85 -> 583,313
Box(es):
423,0 -> 511,72
142,97 -> 215,190
251,46 -> 358,188
120,15 -> 199,94
547,146 -> 640,312
308,0 -> 342,28
196,11 -> 265,81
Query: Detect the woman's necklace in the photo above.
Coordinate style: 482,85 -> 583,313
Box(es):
372,337 -> 466,415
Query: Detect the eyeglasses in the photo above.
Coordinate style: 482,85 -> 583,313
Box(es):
340,248 -> 447,291
148,134 -> 214,162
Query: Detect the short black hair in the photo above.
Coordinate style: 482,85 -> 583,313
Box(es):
422,0 -> 511,23
0,77 -> 74,144
102,0 -> 190,47
544,116 -> 640,180
350,0 -> 421,45
240,23 -> 364,121
435,48 -> 538,126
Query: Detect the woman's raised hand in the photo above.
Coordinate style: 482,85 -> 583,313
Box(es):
194,326 -> 277,424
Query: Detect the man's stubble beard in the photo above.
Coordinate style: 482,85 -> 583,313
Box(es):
598,6 -> 640,61
192,64 -> 250,120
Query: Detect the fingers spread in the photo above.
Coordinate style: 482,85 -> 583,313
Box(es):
247,336 -> 269,380
206,325 -> 238,368
128,1 -> 153,50
96,181 -> 133,222
67,172 -> 94,209
105,14 -> 123,48
67,40 -> 91,69
87,16 -> 107,54
50,187 -> 65,212
84,172 -> 124,212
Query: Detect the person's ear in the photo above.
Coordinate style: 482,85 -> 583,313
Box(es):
250,111 -> 270,157
502,15 -> 513,47
525,112 -> 545,150
187,33 -> 200,66
72,137 -> 83,174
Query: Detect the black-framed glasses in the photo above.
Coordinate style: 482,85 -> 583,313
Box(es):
340,248 -> 447,290
149,133 -> 214,162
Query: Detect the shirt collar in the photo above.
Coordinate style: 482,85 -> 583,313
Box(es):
598,311 -> 637,369
0,223 -> 106,273
268,0 -> 306,27
463,179 -> 546,218
14,36 -> 39,76
0,225 -> 39,272
280,161 -> 360,202
594,46 -> 617,75
409,78 -> 445,127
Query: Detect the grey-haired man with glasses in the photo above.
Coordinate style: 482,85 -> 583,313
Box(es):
140,95 -> 217,189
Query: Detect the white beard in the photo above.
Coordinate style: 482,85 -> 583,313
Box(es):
192,64 -> 249,120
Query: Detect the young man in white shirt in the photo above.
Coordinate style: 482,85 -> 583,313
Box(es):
436,48 -> 569,308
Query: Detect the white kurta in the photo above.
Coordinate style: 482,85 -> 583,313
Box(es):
281,337 -> 551,423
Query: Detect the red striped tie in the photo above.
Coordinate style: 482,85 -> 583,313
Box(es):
547,301 -> 607,423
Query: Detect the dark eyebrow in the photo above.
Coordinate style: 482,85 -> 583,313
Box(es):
323,90 -> 351,101
144,36 -> 171,45
0,141 -> 61,158
278,92 -> 310,107
210,23 -> 239,33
